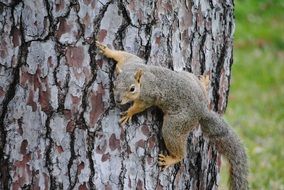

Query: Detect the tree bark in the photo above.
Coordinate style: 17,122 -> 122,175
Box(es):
0,0 -> 234,189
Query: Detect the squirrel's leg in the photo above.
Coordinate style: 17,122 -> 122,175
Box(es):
96,41 -> 138,73
119,100 -> 149,126
158,114 -> 187,169
96,41 -> 126,63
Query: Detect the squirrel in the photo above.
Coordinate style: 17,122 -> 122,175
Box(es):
96,41 -> 248,190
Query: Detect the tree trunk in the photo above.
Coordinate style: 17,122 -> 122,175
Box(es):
0,0 -> 234,189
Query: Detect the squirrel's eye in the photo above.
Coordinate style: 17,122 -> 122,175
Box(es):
129,85 -> 135,92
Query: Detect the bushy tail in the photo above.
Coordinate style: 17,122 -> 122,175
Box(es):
199,110 -> 248,190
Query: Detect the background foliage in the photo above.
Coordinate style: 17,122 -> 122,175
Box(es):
222,0 -> 284,189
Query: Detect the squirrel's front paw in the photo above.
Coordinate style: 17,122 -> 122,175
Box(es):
119,111 -> 132,126
95,41 -> 107,54
158,154 -> 181,169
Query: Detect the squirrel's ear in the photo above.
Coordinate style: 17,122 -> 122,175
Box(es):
134,69 -> 143,83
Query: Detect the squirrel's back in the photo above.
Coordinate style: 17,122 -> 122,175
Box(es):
121,63 -> 208,115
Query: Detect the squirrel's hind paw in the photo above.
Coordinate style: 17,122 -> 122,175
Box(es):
158,154 -> 181,170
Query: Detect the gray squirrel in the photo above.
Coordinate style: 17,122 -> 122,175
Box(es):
96,41 -> 248,190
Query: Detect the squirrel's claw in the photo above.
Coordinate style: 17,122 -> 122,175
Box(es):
95,41 -> 107,53
158,154 -> 181,170
120,111 -> 127,116
119,112 -> 132,126
158,154 -> 166,160
95,41 -> 106,48
158,154 -> 168,170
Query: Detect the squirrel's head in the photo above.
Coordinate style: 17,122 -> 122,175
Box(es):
113,69 -> 143,105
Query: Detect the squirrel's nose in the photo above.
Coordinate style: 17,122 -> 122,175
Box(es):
116,99 -> 122,104
115,95 -> 122,104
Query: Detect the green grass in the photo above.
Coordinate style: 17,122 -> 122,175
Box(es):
221,0 -> 284,189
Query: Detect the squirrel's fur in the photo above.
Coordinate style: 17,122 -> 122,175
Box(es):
96,42 -> 248,190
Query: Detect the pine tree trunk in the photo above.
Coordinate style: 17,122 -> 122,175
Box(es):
0,0 -> 234,189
